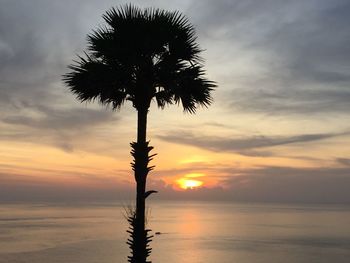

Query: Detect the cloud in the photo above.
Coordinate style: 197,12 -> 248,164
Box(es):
157,131 -> 347,155
220,166 -> 350,203
0,171 -> 133,203
0,1 -> 135,152
0,1 -> 84,107
2,105 -> 117,131
189,0 -> 350,115
337,158 -> 350,167
0,104 -> 119,152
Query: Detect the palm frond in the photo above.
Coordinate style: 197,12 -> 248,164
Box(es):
63,55 -> 130,110
155,61 -> 216,113
64,4 -> 216,112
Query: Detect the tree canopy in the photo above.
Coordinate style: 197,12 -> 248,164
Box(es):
63,4 -> 216,113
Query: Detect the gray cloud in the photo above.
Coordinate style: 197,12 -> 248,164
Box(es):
230,84 -> 350,115
337,158 -> 350,167
2,105 -> 117,131
220,166 -> 350,203
189,0 -> 350,115
158,131 -> 347,155
0,1 -> 84,106
0,171 -> 133,203
0,104 -> 119,152
0,0 -> 134,152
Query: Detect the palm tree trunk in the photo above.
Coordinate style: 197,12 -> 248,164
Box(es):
128,107 -> 152,263
136,107 -> 147,236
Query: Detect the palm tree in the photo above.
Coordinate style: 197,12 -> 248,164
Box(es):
63,4 -> 216,263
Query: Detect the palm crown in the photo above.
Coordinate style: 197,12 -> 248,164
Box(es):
63,5 -> 216,113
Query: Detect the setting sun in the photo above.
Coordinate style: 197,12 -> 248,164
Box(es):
177,178 -> 204,189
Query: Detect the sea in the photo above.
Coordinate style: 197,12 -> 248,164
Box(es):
0,201 -> 349,263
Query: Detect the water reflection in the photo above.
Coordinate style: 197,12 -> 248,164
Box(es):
0,202 -> 349,263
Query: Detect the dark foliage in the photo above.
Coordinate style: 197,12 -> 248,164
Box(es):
63,4 -> 216,113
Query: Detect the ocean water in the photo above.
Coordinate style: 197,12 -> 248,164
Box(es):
0,201 -> 349,263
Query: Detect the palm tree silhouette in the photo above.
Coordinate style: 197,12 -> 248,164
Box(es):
63,5 -> 215,263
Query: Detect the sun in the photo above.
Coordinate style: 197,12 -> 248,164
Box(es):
177,178 -> 203,189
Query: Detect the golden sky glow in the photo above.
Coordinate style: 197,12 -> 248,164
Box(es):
177,178 -> 204,190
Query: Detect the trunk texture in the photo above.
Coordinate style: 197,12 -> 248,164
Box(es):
136,109 -> 147,234
128,108 -> 154,263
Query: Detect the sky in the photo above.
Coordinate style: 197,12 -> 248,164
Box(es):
0,0 -> 350,203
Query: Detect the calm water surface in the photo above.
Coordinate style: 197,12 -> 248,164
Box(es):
0,201 -> 349,263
